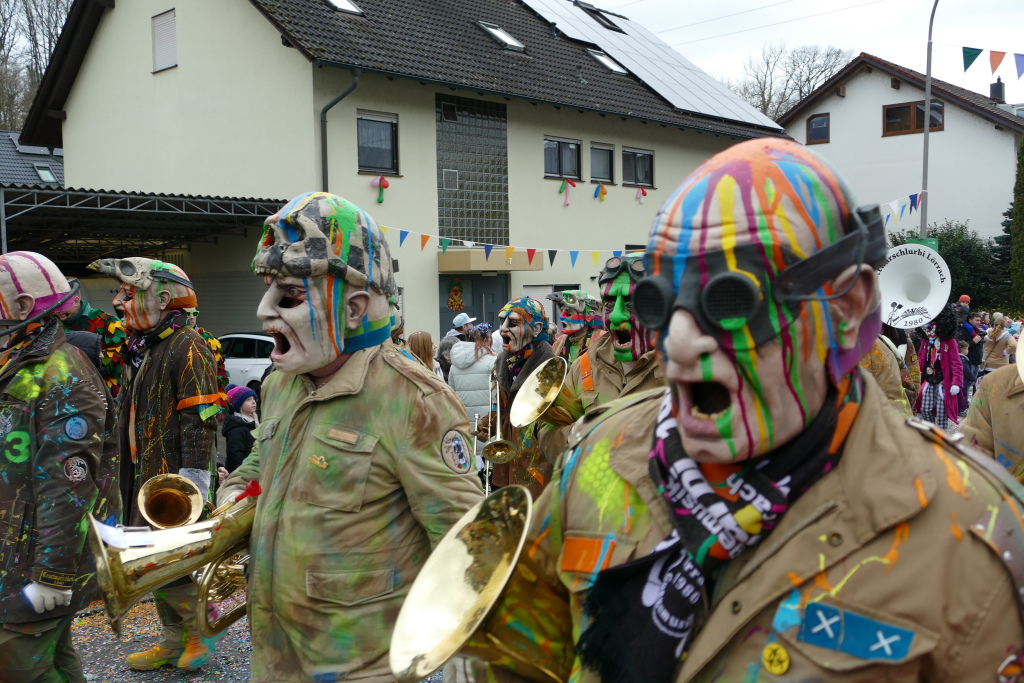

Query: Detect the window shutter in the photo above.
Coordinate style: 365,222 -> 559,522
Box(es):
152,10 -> 177,72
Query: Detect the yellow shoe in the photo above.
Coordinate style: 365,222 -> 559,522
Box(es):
176,634 -> 220,670
126,645 -> 184,671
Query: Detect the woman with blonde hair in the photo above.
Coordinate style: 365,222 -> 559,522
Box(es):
407,331 -> 444,378
980,315 -> 1017,382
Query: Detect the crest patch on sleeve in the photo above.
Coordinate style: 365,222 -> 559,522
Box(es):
64,456 -> 88,482
64,416 -> 88,440
440,430 -> 472,474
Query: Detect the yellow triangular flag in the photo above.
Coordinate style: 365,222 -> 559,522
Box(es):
505,246 -> 516,262
380,225 -> 389,234
591,251 -> 601,267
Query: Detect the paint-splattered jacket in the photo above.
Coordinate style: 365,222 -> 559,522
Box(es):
960,363 -> 1024,473
858,337 -> 912,417
219,343 -> 482,683
117,324 -> 219,525
538,333 -> 663,461
476,372 -> 1024,682
0,321 -> 119,624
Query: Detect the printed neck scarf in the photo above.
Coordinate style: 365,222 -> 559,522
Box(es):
505,343 -> 535,383
125,310 -> 188,370
577,373 -> 863,683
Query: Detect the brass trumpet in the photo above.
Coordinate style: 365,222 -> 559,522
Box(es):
390,486 -> 572,682
137,473 -> 205,529
482,369 -> 518,464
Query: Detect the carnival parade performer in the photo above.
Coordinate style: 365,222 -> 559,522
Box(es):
56,291 -> 128,396
546,289 -> 602,363
217,192 -> 481,682
913,304 -> 963,430
960,350 -> 1024,473
539,254 -> 664,461
0,252 -> 119,683
475,296 -> 556,500
467,138 -> 1024,682
88,256 -> 225,672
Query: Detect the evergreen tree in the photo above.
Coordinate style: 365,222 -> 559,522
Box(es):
1011,136 -> 1024,306
989,204 -> 1013,307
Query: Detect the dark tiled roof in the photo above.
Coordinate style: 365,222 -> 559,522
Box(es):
248,0 -> 782,138
779,52 -> 1024,133
0,131 -> 64,186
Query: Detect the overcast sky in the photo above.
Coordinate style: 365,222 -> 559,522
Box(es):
588,0 -> 1024,105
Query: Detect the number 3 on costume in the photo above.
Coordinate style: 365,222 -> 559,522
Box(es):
3,430 -> 29,463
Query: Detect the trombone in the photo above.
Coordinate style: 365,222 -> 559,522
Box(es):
481,369 -> 518,464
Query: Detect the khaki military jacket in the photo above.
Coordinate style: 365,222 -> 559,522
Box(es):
859,337 -> 912,416
539,334 -> 663,461
960,363 -> 1024,473
478,373 -> 1024,683
220,343 -> 482,683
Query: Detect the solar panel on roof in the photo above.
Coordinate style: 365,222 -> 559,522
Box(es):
519,0 -> 781,129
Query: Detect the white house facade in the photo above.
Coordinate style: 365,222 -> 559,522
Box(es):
780,53 -> 1024,242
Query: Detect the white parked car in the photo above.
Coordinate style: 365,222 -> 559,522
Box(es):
219,332 -> 274,392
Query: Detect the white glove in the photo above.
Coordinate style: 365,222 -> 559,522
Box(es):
179,467 -> 211,502
950,385 -> 961,396
23,582 -> 72,614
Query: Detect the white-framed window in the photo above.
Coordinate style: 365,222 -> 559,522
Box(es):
622,147 -> 653,187
587,49 -> 627,74
590,144 -> 613,182
544,137 -> 581,179
477,22 -> 525,52
152,10 -> 177,73
357,110 -> 398,173
34,165 -> 57,183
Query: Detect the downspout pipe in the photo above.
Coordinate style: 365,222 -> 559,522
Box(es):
319,66 -> 360,193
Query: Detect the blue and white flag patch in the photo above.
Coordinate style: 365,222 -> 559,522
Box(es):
798,602 -> 914,661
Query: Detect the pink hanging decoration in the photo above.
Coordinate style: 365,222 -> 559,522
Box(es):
635,187 -> 647,204
559,178 -> 577,206
371,175 -> 390,203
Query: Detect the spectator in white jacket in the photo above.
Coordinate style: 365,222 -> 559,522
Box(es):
449,324 -> 497,472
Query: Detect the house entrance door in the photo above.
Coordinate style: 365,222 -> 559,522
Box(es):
438,274 -> 508,337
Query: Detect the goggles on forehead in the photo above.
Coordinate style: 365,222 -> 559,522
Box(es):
633,204 -> 886,350
599,255 -> 645,284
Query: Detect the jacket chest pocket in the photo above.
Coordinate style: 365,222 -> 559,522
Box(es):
293,424 -> 379,513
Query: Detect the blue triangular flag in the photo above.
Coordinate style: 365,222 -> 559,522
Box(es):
899,203 -> 907,220
399,230 -> 409,246
1016,53 -> 1024,79
909,193 -> 918,212
569,251 -> 579,268
484,244 -> 493,260
548,250 -> 557,266
885,214 -> 891,227
613,250 -> 622,258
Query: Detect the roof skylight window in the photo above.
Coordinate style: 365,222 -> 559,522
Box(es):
588,49 -> 627,74
34,165 -> 56,183
323,0 -> 363,15
477,22 -> 525,52
576,2 -> 625,33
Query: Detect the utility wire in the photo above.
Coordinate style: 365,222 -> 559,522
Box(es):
655,0 -> 798,34
670,0 -> 886,47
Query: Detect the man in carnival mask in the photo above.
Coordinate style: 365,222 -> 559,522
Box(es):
475,296 -> 555,500
0,252 -> 119,683
466,139 -> 1024,682
55,292 -> 128,397
546,289 -> 602,363
88,256 -> 224,672
538,255 -> 664,461
217,192 -> 481,683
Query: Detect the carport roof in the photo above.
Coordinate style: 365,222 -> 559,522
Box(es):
0,184 -> 284,275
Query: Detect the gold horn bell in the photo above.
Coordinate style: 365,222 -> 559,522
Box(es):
390,486 -> 573,683
87,474 -> 255,638
509,356 -> 571,429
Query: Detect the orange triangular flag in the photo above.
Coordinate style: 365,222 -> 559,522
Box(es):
420,234 -> 430,251
991,51 -> 1007,74
505,247 -> 515,262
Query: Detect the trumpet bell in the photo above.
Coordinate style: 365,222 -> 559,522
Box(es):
138,473 -> 204,528
510,357 -> 568,428
390,487 -> 533,682
481,439 -> 518,464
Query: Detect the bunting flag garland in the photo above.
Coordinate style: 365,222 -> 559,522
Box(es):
963,47 -> 983,72
440,238 -> 451,254
548,250 -> 558,266
613,250 -> 622,258
909,194 -> 919,211
420,234 -> 430,251
885,214 -> 891,227
371,175 -> 390,203
991,51 -> 1007,75
888,199 -> 900,219
570,251 -> 579,268
1017,53 -> 1024,80
527,248 -> 537,265
899,203 -> 907,220
484,244 -> 494,260
380,225 -> 389,235
591,251 -> 601,267
399,230 -> 409,246
505,246 -> 516,262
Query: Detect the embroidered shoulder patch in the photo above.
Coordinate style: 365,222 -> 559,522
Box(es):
440,430 -> 472,474
798,602 -> 914,661
64,456 -> 88,482
64,416 -> 88,440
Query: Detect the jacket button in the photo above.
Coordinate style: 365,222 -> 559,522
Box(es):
828,533 -> 843,546
731,600 -> 741,614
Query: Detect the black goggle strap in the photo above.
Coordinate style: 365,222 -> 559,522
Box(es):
773,204 -> 885,303
599,256 -> 646,284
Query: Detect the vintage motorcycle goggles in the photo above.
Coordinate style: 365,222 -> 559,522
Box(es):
598,255 -> 646,284
633,204 -> 886,350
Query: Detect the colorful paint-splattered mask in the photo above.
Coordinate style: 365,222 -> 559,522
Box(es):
547,289 -> 602,333
600,255 -> 654,362
498,296 -> 551,353
89,257 -> 198,332
635,204 -> 885,350
0,251 -> 76,323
